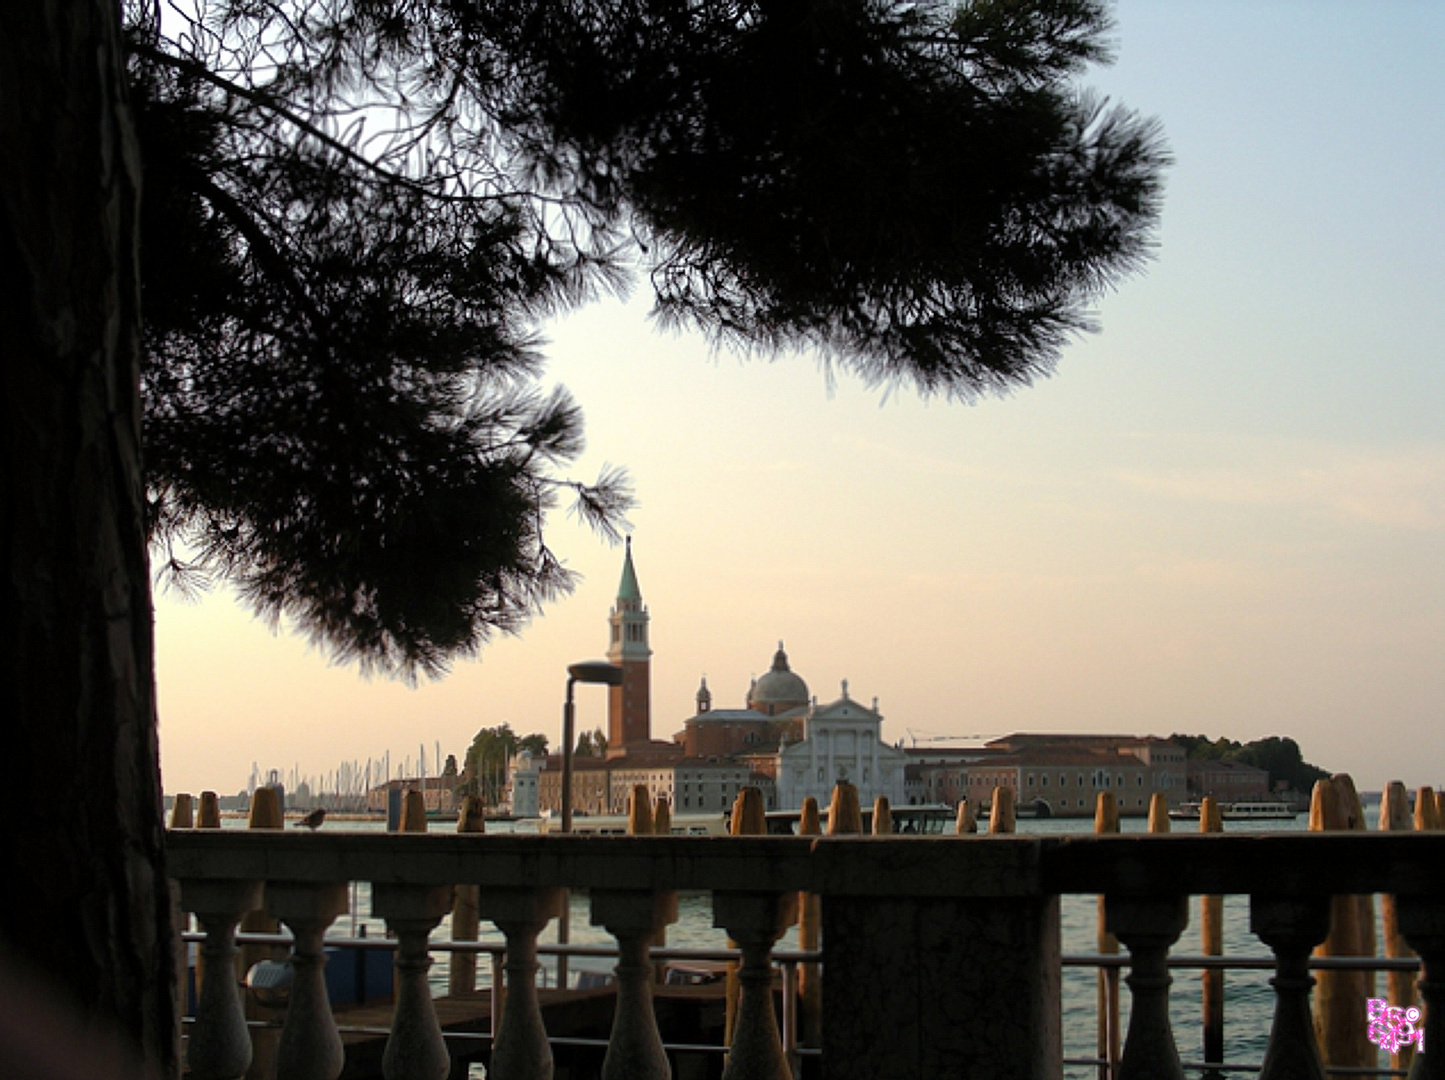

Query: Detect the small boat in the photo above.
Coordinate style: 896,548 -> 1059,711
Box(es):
539,812 -> 730,836
1221,801 -> 1297,821
1169,800 -> 1297,822
764,803 -> 956,835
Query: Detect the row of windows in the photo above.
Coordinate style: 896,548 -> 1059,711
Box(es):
969,771 -> 1181,790
1043,797 -> 1151,809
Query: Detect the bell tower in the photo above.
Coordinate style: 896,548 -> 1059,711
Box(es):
606,537 -> 652,753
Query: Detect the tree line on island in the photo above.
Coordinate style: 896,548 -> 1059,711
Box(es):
457,723 -> 615,809
1170,733 -> 1331,799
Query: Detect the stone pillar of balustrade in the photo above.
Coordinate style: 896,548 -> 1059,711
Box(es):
713,891 -> 798,1080
264,881 -> 350,1080
590,889 -> 679,1080
475,887 -> 566,1080
821,889 -> 1062,1080
1398,895 -> 1445,1080
1107,894 -> 1188,1080
180,878 -> 265,1080
1250,895 -> 1332,1080
373,882 -> 455,1080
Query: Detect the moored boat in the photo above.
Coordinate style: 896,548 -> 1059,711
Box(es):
1220,800 -> 1297,821
1169,800 -> 1297,822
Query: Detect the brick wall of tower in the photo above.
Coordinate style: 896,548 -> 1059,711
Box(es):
608,658 -> 651,749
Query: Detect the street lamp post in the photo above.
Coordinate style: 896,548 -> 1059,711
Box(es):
557,660 -> 623,991
560,660 -> 624,833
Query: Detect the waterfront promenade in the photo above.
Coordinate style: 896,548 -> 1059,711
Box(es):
169,797 -> 1445,1080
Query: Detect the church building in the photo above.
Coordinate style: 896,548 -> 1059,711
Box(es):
677,646 -> 909,812
533,541 -> 907,816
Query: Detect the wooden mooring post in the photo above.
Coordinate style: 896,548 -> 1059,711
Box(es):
1147,792 -> 1171,834
1311,774 -> 1376,1072
724,787 -> 769,1048
650,793 -> 670,985
989,785 -> 1016,834
797,796 -> 823,1047
242,786 -> 285,1080
872,796 -> 893,835
1380,782 -> 1419,1075
170,793 -> 195,830
197,790 -> 221,829
955,798 -> 977,835
448,795 -> 485,997
398,789 -> 428,833
1095,792 -> 1121,1080
1199,797 -> 1225,1080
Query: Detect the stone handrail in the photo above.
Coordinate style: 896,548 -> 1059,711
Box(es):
168,831 -> 1445,1080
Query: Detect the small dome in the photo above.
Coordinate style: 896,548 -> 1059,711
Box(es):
747,642 -> 809,714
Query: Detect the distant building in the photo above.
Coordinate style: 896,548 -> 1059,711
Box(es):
533,543 -> 905,817
365,776 -> 455,814
903,746 -> 1008,805
907,734 -> 1189,818
532,543 -> 1196,821
1186,758 -> 1271,802
774,683 -> 908,811
506,750 -> 541,817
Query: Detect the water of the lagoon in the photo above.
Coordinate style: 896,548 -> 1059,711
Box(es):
223,810 -> 1397,1077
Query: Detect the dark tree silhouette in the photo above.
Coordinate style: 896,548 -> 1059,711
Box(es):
126,0 -> 1166,678
2,0 -> 177,1074
4,0 -> 1165,1071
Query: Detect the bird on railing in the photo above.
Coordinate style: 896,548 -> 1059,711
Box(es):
296,808 -> 326,830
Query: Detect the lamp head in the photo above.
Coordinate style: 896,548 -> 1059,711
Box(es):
568,660 -> 624,686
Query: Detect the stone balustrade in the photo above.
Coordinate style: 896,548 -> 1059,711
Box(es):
167,831 -> 1445,1080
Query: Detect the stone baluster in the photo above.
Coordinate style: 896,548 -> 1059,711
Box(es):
180,879 -> 264,1080
373,883 -> 455,1080
476,887 -> 566,1080
590,889 -> 679,1080
1250,895 -> 1332,1080
1398,895 -> 1445,1080
1094,792 -> 1121,1080
1106,895 -> 1188,1080
713,891 -> 798,1080
265,882 -> 350,1080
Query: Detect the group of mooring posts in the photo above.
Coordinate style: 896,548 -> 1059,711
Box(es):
1311,776 -> 1441,1080
169,776 -> 1443,1080
1079,776 -> 1443,1080
169,786 -> 445,1080
942,777 -> 1443,1080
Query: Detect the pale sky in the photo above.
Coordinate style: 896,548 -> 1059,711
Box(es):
155,1 -> 1445,798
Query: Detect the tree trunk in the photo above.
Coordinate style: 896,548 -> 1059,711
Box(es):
0,0 -> 177,1075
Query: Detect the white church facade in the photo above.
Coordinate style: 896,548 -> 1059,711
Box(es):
773,683 -> 908,810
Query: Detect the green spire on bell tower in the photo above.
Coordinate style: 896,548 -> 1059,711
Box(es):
607,536 -> 652,750
616,535 -> 643,608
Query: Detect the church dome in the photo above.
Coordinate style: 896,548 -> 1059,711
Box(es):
747,643 -> 809,714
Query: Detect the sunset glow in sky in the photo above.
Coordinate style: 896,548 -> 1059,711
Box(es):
155,2 -> 1445,797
